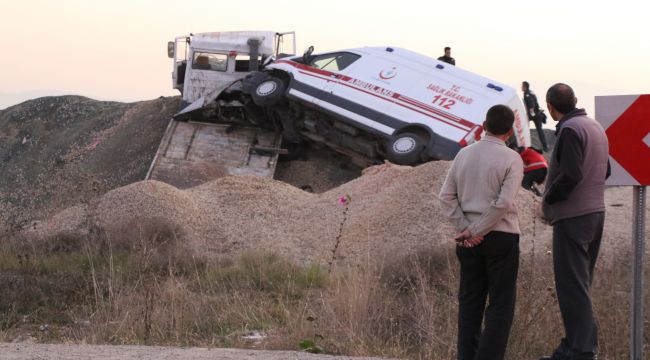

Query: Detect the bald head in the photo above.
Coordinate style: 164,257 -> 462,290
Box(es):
546,83 -> 577,114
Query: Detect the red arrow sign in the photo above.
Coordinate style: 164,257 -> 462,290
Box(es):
606,95 -> 650,185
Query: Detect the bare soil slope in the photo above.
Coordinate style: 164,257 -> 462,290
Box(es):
0,96 -> 179,229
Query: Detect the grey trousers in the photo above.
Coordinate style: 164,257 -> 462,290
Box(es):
551,212 -> 604,360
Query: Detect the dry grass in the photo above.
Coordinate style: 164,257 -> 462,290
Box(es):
0,219 -> 646,360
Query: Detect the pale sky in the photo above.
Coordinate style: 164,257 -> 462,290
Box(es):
1,0 -> 649,120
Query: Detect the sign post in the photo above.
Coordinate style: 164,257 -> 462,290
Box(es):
631,186 -> 646,359
596,95 -> 650,360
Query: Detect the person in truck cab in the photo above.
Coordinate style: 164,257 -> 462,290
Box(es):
437,46 -> 456,65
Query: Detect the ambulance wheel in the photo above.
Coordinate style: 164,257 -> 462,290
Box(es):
386,132 -> 425,165
252,77 -> 285,107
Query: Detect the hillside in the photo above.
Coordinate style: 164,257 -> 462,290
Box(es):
0,96 -> 178,229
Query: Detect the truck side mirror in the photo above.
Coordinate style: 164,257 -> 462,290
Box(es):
167,41 -> 174,58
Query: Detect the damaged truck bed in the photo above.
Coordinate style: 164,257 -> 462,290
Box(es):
145,120 -> 283,189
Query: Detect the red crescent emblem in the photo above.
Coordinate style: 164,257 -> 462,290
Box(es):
379,67 -> 397,80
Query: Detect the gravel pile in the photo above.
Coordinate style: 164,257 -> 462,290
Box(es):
22,160 -> 650,269
274,144 -> 363,193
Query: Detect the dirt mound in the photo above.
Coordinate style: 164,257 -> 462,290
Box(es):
274,144 -> 363,193
24,155 -> 650,269
22,160 -> 559,268
0,95 -> 180,229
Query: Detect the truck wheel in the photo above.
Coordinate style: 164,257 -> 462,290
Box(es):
252,77 -> 285,107
242,72 -> 268,95
385,132 -> 425,165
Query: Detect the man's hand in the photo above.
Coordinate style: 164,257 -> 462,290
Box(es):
460,236 -> 484,248
454,229 -> 472,243
454,229 -> 484,248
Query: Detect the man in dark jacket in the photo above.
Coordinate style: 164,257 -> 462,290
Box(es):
438,46 -> 456,65
539,83 -> 610,360
522,81 -> 549,152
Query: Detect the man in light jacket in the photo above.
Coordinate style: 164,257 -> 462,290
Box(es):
439,104 -> 524,360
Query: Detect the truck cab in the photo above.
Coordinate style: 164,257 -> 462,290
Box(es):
168,31 -> 295,116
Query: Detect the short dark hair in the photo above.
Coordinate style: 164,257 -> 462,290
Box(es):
484,105 -> 514,135
444,46 -> 451,51
546,83 -> 576,114
522,81 -> 530,89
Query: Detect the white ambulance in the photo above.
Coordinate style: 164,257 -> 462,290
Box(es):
245,46 -> 530,165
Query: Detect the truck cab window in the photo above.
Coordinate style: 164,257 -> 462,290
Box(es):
192,52 -> 227,71
235,54 -> 262,72
310,52 -> 360,71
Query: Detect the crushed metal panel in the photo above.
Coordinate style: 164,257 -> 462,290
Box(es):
146,120 -> 282,189
190,31 -> 277,55
174,96 -> 205,117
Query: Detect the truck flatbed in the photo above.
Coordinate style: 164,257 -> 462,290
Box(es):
145,120 -> 282,189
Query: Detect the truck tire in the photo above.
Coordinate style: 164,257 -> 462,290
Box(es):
385,132 -> 425,165
252,77 -> 285,107
242,72 -> 268,95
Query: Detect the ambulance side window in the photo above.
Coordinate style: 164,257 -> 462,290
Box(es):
310,52 -> 360,71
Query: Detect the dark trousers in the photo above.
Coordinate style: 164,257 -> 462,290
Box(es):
531,118 -> 549,150
522,168 -> 548,190
456,231 -> 519,360
551,212 -> 604,360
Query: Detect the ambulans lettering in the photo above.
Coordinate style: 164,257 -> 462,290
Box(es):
350,78 -> 395,97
